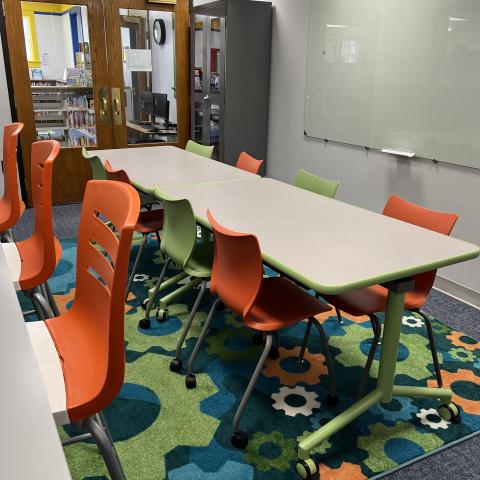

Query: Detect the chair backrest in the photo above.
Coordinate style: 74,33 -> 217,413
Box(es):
104,159 -> 131,184
0,122 -> 24,231
82,146 -> 107,181
295,169 -> 339,199
383,194 -> 458,299
236,151 -> 264,175
185,140 -> 215,159
18,140 -> 60,290
207,210 -> 263,317
71,180 -> 139,418
154,187 -> 197,266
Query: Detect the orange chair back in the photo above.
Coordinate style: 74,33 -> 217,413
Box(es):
0,122 -> 24,231
104,159 -> 131,184
18,140 -> 60,290
383,194 -> 458,299
67,180 -> 139,420
207,210 -> 263,317
236,151 -> 264,175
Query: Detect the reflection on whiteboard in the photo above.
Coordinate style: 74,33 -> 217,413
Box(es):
125,49 -> 152,72
305,0 -> 480,169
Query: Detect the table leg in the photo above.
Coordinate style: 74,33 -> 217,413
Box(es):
296,279 -> 457,479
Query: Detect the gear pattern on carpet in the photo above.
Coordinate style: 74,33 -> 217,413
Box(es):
17,239 -> 480,479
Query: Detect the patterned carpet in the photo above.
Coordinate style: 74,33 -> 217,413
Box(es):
19,238 -> 480,480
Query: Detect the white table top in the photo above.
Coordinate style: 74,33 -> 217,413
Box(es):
94,146 -> 259,190
162,178 -> 480,294
0,248 -> 71,478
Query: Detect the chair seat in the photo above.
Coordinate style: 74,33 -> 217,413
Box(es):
14,237 -> 62,291
135,209 -> 164,234
185,240 -> 214,278
26,321 -> 69,426
323,284 -> 427,317
245,277 -> 331,331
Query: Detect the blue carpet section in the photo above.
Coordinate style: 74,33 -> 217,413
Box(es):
17,238 -> 480,479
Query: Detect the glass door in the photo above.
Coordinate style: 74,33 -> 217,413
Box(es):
191,14 -> 225,161
104,0 -> 190,148
4,0 -> 114,204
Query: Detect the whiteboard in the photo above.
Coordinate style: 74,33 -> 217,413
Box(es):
304,0 -> 480,169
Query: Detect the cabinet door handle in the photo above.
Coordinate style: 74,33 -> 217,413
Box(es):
98,87 -> 109,125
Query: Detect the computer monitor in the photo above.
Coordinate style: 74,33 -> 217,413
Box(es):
141,91 -> 154,116
153,93 -> 169,123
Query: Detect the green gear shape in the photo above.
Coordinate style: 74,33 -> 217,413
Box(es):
358,421 -> 443,473
61,351 -> 219,479
430,319 -> 450,335
449,347 -> 476,363
296,431 -> 331,456
224,311 -> 244,329
205,328 -> 261,362
244,431 -> 296,471
329,323 -> 435,380
125,304 -> 208,354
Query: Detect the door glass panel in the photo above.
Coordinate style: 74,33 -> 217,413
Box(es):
210,18 -> 221,94
119,9 -> 177,145
193,100 -> 204,143
21,2 -> 96,147
210,102 -> 221,160
194,18 -> 204,93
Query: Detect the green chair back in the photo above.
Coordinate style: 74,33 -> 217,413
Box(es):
295,169 -> 339,199
154,187 -> 197,267
185,140 -> 215,159
82,147 -> 107,180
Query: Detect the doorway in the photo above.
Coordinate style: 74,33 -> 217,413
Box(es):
3,0 -> 189,204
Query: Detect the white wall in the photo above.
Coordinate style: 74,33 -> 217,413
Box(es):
0,35 -> 13,197
149,12 -> 177,123
265,0 -> 480,293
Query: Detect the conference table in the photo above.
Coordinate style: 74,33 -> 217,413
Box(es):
0,247 -> 71,479
97,146 -> 480,478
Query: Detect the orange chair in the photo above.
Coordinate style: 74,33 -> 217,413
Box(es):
324,194 -> 459,398
1,140 -> 62,318
235,151 -> 264,175
26,180 -> 139,480
0,122 -> 24,242
104,160 -> 164,298
186,211 -> 337,449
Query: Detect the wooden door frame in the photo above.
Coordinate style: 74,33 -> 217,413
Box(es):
104,0 -> 190,149
3,0 -> 114,205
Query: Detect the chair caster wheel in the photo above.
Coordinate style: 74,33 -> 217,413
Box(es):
170,358 -> 182,373
296,458 -> 318,479
327,393 -> 338,407
438,402 -> 461,424
268,346 -> 280,359
156,308 -> 168,322
185,374 -> 197,389
138,318 -> 151,329
231,430 -> 248,449
252,333 -> 263,345
141,298 -> 152,310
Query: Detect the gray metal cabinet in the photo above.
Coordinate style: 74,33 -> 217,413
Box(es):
190,0 -> 272,171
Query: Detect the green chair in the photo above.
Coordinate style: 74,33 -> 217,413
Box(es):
82,147 -> 156,208
140,188 -> 214,374
82,146 -> 107,180
295,169 -> 339,199
185,140 -> 215,159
